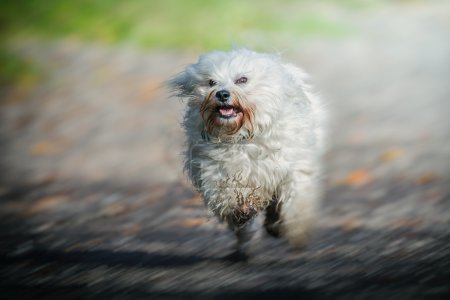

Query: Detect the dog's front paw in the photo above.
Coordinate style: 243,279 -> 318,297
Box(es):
264,220 -> 281,238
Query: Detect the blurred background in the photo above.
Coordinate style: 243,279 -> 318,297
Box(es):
0,0 -> 449,299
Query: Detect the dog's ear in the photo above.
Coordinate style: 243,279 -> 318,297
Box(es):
167,66 -> 197,98
282,63 -> 310,87
282,63 -> 315,100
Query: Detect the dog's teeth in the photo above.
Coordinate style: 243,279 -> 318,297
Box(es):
219,108 -> 235,116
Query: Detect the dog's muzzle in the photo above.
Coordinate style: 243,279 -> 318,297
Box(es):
214,89 -> 241,119
216,90 -> 230,103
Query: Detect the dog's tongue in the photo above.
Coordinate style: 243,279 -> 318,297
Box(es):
219,107 -> 235,117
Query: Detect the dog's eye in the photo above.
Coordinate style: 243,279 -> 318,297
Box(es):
208,79 -> 217,87
235,76 -> 248,85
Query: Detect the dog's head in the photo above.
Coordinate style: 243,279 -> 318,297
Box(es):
169,49 -> 298,141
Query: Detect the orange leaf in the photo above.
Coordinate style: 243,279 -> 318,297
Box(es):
30,141 -> 64,156
29,195 -> 68,214
181,195 -> 203,208
341,216 -> 362,232
415,172 -> 437,185
379,148 -> 404,162
175,218 -> 208,228
340,169 -> 373,187
100,204 -> 129,217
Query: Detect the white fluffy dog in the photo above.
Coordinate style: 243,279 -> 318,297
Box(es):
169,48 -> 326,258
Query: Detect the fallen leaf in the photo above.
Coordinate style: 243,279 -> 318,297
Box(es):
379,148 -> 404,162
340,169 -> 373,187
121,224 -> 142,235
175,218 -> 208,228
180,195 -> 203,208
28,195 -> 68,214
341,216 -> 363,232
30,141 -> 64,156
99,203 -> 129,217
415,172 -> 437,185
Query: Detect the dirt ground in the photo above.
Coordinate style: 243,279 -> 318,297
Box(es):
1,2 -> 449,300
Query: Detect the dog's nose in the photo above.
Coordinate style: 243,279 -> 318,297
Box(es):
215,90 -> 230,102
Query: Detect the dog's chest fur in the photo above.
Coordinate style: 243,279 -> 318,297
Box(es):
191,136 -> 288,216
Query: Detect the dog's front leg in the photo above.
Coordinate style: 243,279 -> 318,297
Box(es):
226,218 -> 257,261
225,204 -> 258,261
201,171 -> 261,260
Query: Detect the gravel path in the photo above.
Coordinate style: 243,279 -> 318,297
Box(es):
1,3 -> 449,299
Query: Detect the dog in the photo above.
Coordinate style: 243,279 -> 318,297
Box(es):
169,48 -> 326,259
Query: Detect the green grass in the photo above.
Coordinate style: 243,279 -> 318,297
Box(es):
1,0 -> 361,50
0,0 -> 385,83
0,45 -> 43,88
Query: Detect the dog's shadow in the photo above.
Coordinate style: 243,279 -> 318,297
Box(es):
3,248 -> 322,300
4,248 -> 210,268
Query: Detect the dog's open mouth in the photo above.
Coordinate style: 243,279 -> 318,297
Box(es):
217,105 -> 241,119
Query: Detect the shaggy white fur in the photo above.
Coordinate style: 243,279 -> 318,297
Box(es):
169,48 -> 326,255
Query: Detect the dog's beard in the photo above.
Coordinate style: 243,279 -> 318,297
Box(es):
200,91 -> 255,140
